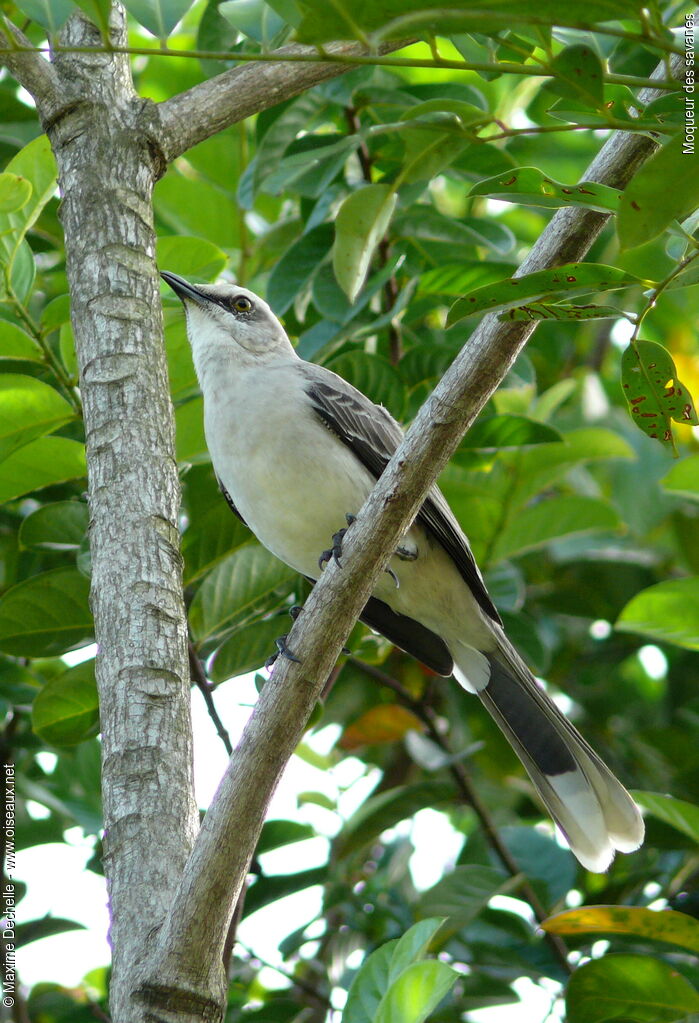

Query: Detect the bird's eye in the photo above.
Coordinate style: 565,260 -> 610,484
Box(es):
232,295 -> 252,313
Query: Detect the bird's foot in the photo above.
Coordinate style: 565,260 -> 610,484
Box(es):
265,634 -> 301,671
284,603 -> 351,656
317,513 -> 413,590
318,513 -> 356,570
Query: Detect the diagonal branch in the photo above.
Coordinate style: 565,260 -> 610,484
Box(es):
136,52 -> 682,1019
153,40 -> 410,164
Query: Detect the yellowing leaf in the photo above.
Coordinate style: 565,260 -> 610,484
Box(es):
340,704 -> 423,750
542,906 -> 699,955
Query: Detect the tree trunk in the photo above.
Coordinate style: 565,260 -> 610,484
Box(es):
45,9 -> 199,1019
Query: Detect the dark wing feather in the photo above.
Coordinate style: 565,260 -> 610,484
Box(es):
359,596 -> 454,676
218,477 -> 248,526
302,367 -> 501,625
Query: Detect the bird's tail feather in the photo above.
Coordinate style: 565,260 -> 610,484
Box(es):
453,639 -> 644,873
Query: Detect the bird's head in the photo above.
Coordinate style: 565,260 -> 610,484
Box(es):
160,272 -> 296,370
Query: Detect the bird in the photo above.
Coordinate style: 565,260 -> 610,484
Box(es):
161,270 -> 644,873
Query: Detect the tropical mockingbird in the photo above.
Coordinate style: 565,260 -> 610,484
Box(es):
162,270 -> 644,872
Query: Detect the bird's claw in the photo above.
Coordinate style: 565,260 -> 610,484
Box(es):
265,634 -> 301,671
318,514 -> 357,571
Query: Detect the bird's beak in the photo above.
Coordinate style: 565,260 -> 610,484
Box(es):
160,271 -> 210,307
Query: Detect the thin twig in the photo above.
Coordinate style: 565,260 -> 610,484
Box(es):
188,640 -> 233,756
237,941 -> 334,1012
345,105 -> 403,364
349,657 -> 573,975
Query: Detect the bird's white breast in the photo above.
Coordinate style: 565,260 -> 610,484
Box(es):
201,363 -> 377,578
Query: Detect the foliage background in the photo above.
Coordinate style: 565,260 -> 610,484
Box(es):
1,0 -> 699,1020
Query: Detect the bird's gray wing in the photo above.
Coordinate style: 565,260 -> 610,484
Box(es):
302,367 -> 501,626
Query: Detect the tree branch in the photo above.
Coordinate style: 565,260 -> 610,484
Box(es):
153,40 -> 411,165
137,50 -> 683,1017
0,18 -> 63,121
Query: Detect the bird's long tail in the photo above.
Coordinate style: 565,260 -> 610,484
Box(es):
452,636 -> 644,872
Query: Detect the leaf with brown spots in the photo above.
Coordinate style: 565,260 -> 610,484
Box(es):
469,167 -> 621,214
446,262 -> 642,325
618,134 -> 699,250
546,44 -> 605,108
621,340 -> 699,455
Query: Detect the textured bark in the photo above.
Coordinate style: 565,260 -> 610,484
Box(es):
28,9 -> 200,1021
0,3 -> 685,1019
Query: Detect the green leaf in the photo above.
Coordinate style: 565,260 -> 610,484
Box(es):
397,121 -> 471,185
10,239 -> 36,303
154,173 -> 239,250
294,0 -> 640,44
16,916 -> 86,948
546,45 -> 605,108
543,906 -> 699,955
218,0 -> 286,42
0,322 -> 42,361
189,544 -> 297,643
492,495 -> 620,561
335,782 -> 456,858
500,826 -> 576,904
327,351 -> 405,419
71,0 -> 112,34
343,919 -> 448,1023
19,501 -> 89,551
0,136 -> 57,283
210,615 -> 286,681
262,136 -> 354,199
251,93 -> 326,197
565,953 -> 699,1023
333,184 -> 397,303
388,919 -> 446,980
256,819 -> 316,855
508,427 -> 634,508
417,866 -> 514,932
460,415 -> 562,450
182,501 -> 251,584
243,866 -> 326,917
662,454 -> 699,501
375,961 -> 458,1023
0,173 -> 32,214
0,567 -> 93,657
0,375 -> 75,463
632,791 -> 699,844
618,134 -> 699,250
447,264 -> 642,325
469,167 -> 620,214
0,436 -> 86,503
156,235 -> 228,281
12,0 -> 75,32
621,340 -> 698,453
267,223 -> 334,314
616,577 -> 699,650
32,659 -> 99,746
343,941 -> 400,1023
123,0 -> 194,38
500,302 -> 624,321
175,396 -> 207,463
